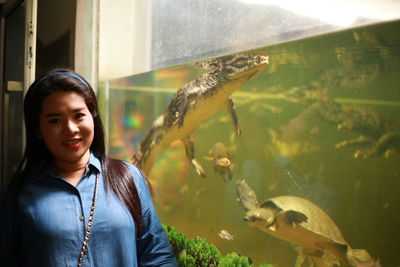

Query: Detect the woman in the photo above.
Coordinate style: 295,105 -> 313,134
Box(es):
0,69 -> 177,267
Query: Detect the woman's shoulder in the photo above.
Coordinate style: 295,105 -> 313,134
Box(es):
120,161 -> 151,195
120,160 -> 143,180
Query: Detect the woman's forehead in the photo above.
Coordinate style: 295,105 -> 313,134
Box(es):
40,91 -> 89,114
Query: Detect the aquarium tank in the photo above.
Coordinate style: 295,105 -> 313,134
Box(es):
102,20 -> 400,266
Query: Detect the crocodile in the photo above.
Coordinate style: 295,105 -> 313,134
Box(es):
132,52 -> 269,177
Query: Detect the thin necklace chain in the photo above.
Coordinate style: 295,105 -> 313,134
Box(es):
78,172 -> 99,267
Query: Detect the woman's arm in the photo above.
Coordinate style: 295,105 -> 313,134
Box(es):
130,164 -> 178,267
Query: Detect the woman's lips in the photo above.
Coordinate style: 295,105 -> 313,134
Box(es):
63,139 -> 81,149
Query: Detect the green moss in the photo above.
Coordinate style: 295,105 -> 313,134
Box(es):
163,224 -> 273,267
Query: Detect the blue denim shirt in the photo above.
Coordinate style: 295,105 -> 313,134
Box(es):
1,153 -> 177,267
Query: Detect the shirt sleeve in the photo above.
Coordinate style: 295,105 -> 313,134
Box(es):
128,164 -> 178,267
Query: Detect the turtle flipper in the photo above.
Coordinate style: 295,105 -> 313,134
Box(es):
315,241 -> 349,264
283,210 -> 308,226
183,136 -> 206,178
299,247 -> 341,267
315,240 -> 376,267
215,163 -> 233,182
346,248 -> 379,267
294,247 -> 307,267
227,98 -> 241,136
295,247 -> 323,267
222,167 -> 233,182
203,156 -> 213,161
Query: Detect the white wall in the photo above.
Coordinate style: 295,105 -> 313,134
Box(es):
98,0 -> 151,81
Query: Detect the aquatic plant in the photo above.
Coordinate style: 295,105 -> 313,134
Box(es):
218,252 -> 253,267
163,224 -> 272,267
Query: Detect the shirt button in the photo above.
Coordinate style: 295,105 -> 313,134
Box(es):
79,216 -> 85,221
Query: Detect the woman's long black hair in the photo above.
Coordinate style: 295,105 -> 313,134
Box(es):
6,69 -> 144,237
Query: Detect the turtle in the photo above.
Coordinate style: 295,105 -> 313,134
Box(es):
203,142 -> 234,182
236,179 -> 378,267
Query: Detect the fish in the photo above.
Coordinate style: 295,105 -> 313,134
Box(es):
218,229 -> 234,241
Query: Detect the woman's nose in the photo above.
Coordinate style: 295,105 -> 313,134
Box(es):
64,120 -> 79,134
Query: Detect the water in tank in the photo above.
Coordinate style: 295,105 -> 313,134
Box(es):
103,20 -> 400,266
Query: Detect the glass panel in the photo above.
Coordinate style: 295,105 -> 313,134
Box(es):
2,2 -> 25,186
151,0 -> 400,70
98,0 -> 400,80
106,20 -> 400,266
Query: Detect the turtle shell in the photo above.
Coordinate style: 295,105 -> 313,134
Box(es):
260,195 -> 349,253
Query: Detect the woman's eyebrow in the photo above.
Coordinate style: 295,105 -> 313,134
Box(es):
44,108 -> 87,117
72,108 -> 87,113
44,113 -> 61,117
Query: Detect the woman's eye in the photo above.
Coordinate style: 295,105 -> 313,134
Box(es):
76,113 -> 85,119
49,118 -> 60,124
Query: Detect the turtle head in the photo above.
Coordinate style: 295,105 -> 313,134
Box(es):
215,157 -> 231,167
244,208 -> 275,229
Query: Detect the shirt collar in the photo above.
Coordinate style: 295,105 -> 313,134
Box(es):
31,152 -> 102,182
88,152 -> 101,174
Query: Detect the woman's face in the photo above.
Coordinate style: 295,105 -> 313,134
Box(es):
37,91 -> 94,168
